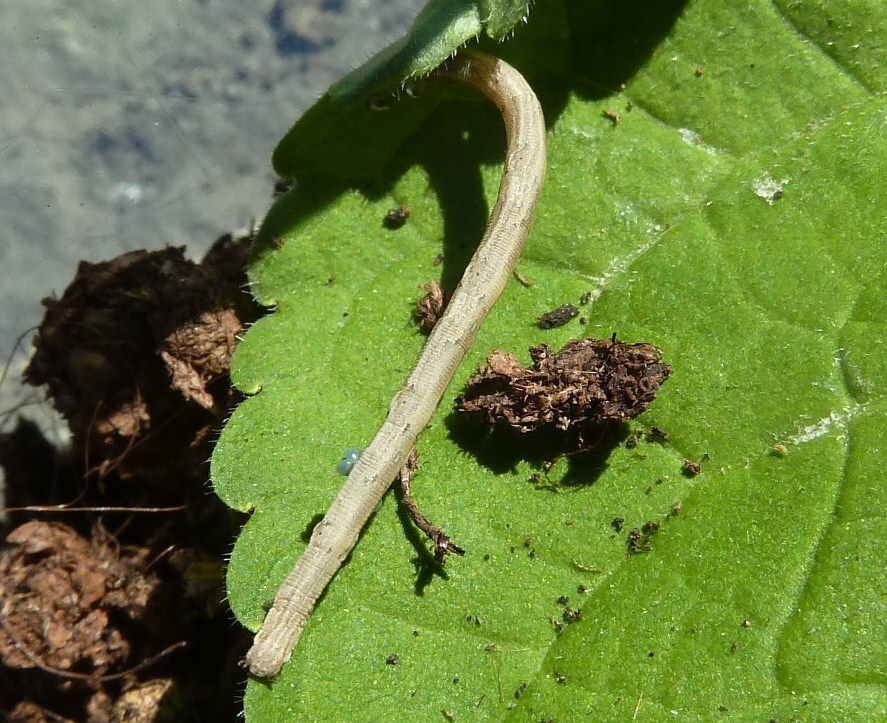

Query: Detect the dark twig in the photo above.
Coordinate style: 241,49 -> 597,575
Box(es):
397,449 -> 465,564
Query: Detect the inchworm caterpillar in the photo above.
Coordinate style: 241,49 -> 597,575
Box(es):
245,50 -> 547,678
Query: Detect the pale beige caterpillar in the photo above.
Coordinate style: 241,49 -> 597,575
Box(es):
246,49 -> 547,679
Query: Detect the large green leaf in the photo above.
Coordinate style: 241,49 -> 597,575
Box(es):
211,0 -> 887,719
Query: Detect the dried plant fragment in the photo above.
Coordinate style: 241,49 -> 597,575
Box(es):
397,449 -> 465,564
627,520 -> 661,554
414,280 -> 450,332
602,109 -> 621,125
457,337 -> 672,442
538,304 -> 579,329
0,521 -> 165,675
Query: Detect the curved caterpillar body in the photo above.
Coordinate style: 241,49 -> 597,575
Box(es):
245,50 -> 546,678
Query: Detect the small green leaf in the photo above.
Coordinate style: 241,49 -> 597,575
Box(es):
330,0 -> 535,103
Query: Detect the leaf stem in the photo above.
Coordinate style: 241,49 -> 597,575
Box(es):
245,50 -> 547,678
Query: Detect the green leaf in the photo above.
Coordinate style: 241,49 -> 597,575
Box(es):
328,0 -> 535,104
272,1 -> 566,182
212,0 -> 887,719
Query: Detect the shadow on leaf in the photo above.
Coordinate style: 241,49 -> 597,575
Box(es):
446,410 -> 630,488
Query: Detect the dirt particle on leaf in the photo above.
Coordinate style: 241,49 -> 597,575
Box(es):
646,426 -> 671,444
627,521 -> 661,555
383,204 -> 411,229
683,459 -> 702,476
385,654 -> 400,666
456,337 -> 672,451
602,108 -> 621,125
537,304 -> 579,329
562,607 -> 583,624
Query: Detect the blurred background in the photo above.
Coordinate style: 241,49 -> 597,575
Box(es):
0,0 -> 422,429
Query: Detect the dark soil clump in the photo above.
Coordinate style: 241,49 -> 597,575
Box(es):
1,232 -> 259,721
456,336 -> 672,451
24,239 -> 254,486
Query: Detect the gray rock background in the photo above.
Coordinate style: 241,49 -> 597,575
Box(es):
0,0 -> 421,431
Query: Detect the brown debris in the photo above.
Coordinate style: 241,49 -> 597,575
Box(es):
627,520 -> 662,554
538,304 -> 579,330
456,337 -> 672,445
414,280 -> 450,332
602,109 -> 621,125
24,240 -> 259,484
0,520 -> 212,720
683,459 -> 702,476
0,521 -> 165,675
3,234 -> 257,719
160,306 -> 242,411
383,204 -> 411,230
3,225 -> 258,720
